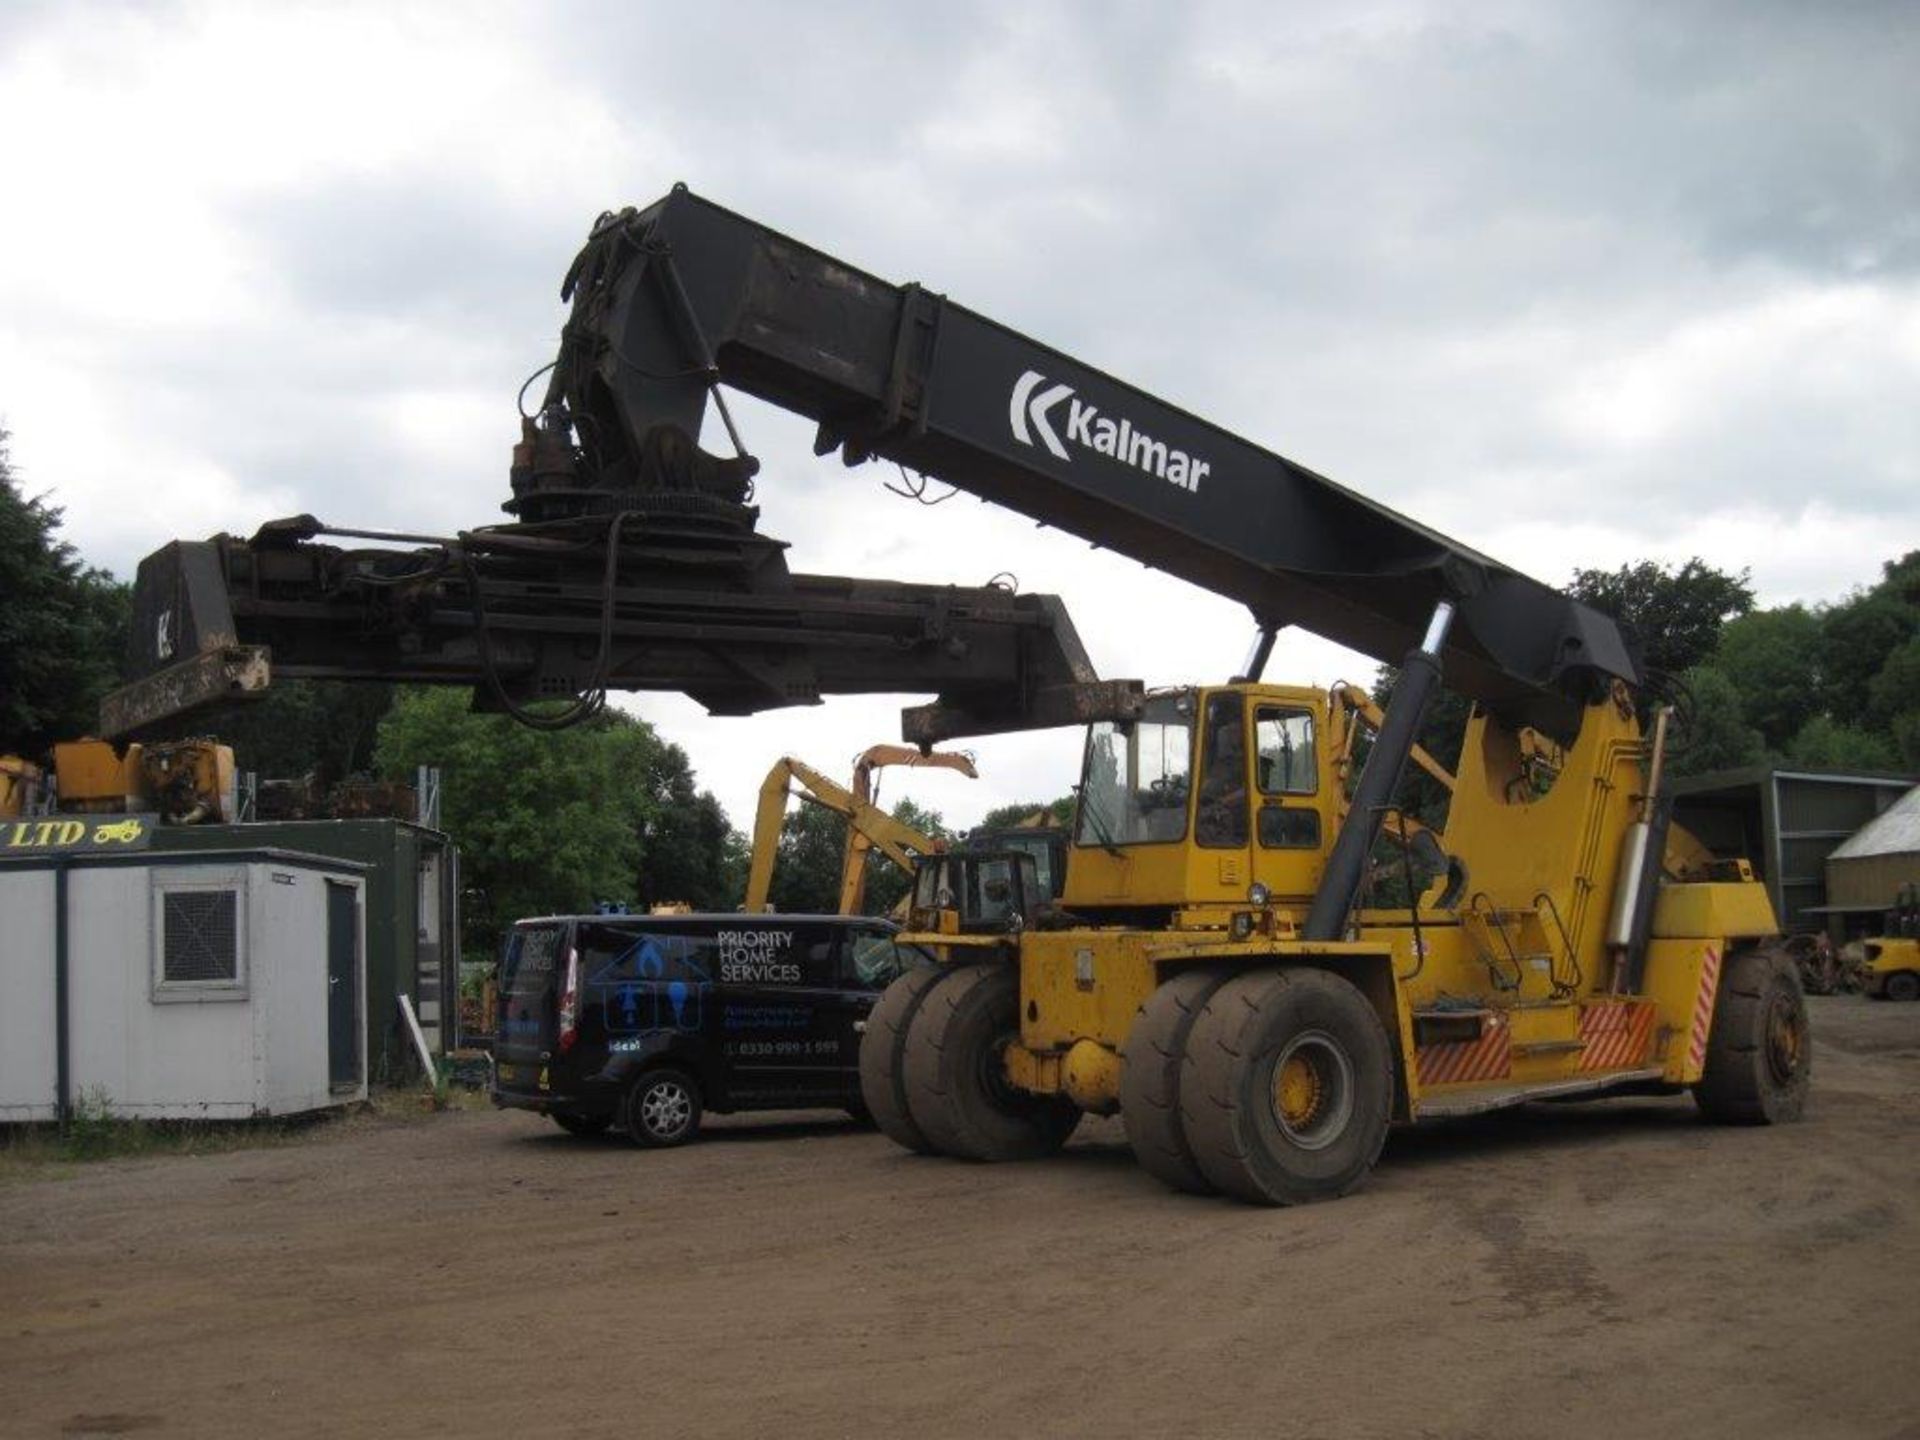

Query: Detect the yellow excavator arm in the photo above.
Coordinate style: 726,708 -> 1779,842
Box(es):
743,748 -> 977,914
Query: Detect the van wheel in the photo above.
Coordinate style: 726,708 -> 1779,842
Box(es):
858,965 -> 954,1154
624,1068 -> 702,1147
552,1112 -> 611,1138
903,964 -> 1080,1161
1694,947 -> 1810,1123
1120,967 -> 1229,1194
1179,968 -> 1393,1205
1886,971 -> 1920,1003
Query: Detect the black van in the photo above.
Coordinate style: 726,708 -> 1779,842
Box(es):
492,913 -> 929,1146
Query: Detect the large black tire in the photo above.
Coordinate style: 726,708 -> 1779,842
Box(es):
858,965 -> 953,1154
1119,967 -> 1230,1194
1885,971 -> 1920,1003
552,1111 -> 611,1138
902,964 -> 1081,1161
1179,968 -> 1394,1206
1694,947 -> 1811,1124
622,1067 -> 703,1148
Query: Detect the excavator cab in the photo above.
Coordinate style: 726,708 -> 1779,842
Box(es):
907,847 -> 1046,937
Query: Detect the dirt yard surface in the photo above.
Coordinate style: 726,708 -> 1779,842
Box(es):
3,996 -> 1916,1440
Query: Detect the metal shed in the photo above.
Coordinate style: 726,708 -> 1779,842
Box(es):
148,818 -> 457,1079
1824,785 -> 1920,930
0,838 -> 367,1123
1673,766 -> 1917,934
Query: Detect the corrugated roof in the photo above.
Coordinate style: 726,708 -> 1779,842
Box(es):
1830,785 -> 1920,860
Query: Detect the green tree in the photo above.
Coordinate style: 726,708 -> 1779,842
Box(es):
767,799 -> 848,915
1568,557 -> 1754,677
1783,716 -> 1897,771
631,742 -> 749,911
0,427 -> 131,753
1820,591 -> 1918,717
1670,665 -> 1766,777
1714,605 -> 1825,750
977,797 -> 1076,831
172,680 -> 394,784
375,688 -> 667,955
1866,636 -> 1920,769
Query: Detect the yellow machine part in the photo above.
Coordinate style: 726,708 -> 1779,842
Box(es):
1001,687 -> 1781,1122
0,756 -> 45,818
742,748 -> 974,915
52,739 -> 142,812
137,739 -> 237,824
1864,936 -> 1920,986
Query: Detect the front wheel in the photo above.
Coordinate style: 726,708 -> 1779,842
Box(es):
902,964 -> 1081,1161
1179,968 -> 1394,1205
623,1068 -> 703,1147
1885,971 -> 1920,1003
1694,947 -> 1810,1124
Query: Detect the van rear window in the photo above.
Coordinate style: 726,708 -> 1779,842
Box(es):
503,925 -> 564,996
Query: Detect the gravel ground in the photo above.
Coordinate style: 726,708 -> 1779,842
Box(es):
2,995 -> 1916,1440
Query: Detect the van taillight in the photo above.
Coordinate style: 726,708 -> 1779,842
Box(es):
557,946 -> 581,1053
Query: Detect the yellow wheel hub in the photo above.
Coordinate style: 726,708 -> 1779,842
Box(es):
1275,1053 -> 1325,1129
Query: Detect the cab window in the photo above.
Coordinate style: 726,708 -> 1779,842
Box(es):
843,933 -> 925,989
1076,692 -> 1195,846
1256,708 -> 1318,795
1195,692 -> 1249,848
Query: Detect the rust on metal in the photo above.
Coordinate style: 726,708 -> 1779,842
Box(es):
99,646 -> 272,739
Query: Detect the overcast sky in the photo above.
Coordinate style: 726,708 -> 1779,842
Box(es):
1,1 -> 1915,832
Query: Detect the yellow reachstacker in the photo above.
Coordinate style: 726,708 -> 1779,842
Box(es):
104,185 -> 1811,1205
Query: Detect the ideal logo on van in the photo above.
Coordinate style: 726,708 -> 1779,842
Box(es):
1009,370 -> 1210,493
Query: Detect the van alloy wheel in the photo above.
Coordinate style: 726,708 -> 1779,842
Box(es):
625,1068 -> 703,1148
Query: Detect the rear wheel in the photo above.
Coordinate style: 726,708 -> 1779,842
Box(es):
903,964 -> 1081,1161
1885,971 -> 1920,1003
1120,967 -> 1230,1194
552,1111 -> 611,1138
623,1067 -> 703,1147
858,965 -> 953,1154
1179,968 -> 1394,1205
1694,947 -> 1810,1124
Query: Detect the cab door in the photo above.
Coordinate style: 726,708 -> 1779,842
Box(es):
1249,700 -> 1328,900
1193,690 -> 1255,896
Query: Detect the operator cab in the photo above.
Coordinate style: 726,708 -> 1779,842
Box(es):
1065,686 -> 1337,911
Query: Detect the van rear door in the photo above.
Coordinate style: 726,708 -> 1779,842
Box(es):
497,922 -> 566,1082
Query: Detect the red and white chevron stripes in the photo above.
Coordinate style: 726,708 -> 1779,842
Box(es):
1688,945 -> 1722,1075
1577,1000 -> 1656,1071
1415,1015 -> 1512,1087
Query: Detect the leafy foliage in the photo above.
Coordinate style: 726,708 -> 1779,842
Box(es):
374,689 -> 740,955
1669,665 -> 1766,776
0,428 -> 131,753
1569,557 -> 1754,677
1714,605 -> 1826,749
977,796 -> 1076,832
166,680 -> 395,784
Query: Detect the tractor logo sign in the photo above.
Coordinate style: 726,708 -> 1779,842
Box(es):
1008,370 -> 1210,493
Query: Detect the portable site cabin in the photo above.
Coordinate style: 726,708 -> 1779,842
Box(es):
148,818 -> 457,1078
0,821 -> 367,1123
